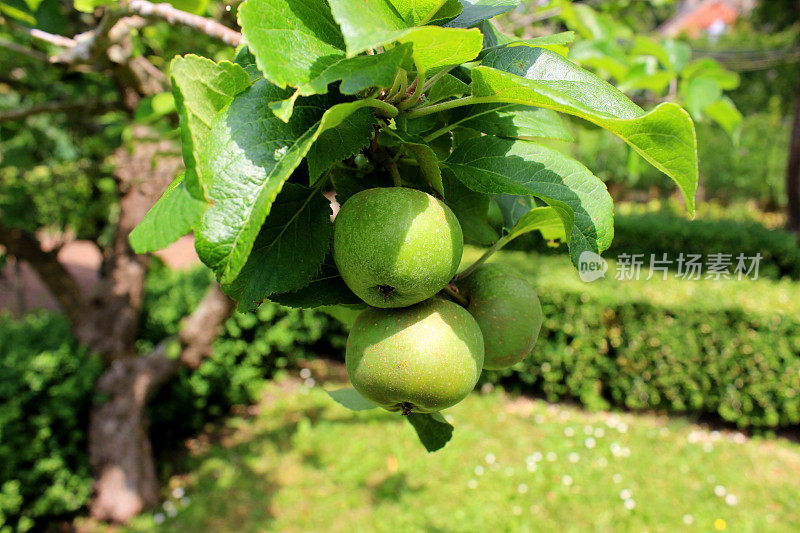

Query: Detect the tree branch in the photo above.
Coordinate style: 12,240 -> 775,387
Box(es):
0,37 -> 49,62
178,284 -> 235,368
0,225 -> 89,328
0,100 -> 123,122
125,0 -> 242,47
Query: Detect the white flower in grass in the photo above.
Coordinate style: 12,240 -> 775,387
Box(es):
467,479 -> 478,489
564,427 -> 575,437
620,489 -> 632,500
617,422 -> 628,433
569,452 -> 580,463
518,483 -> 528,494
624,498 -> 636,510
714,485 -> 726,497
474,465 -> 484,476
584,437 -> 596,449
725,494 -> 738,506
682,514 -> 694,525
153,513 -> 165,525
485,453 -> 496,465
594,427 -> 605,438
546,452 -> 557,462
299,368 -> 311,379
583,425 -> 593,435
172,487 -> 185,499
562,475 -> 573,486
703,442 -> 714,453
512,506 -> 522,516
526,463 -> 537,472
596,457 -> 608,468
612,473 -> 623,483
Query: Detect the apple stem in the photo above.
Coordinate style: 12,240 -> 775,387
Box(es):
401,402 -> 413,416
456,234 -> 512,280
442,283 -> 469,307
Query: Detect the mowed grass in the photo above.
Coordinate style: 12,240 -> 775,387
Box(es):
109,374 -> 800,533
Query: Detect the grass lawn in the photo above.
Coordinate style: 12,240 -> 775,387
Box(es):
104,374 -> 800,533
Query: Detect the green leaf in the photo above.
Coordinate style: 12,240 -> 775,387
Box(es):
299,43 -> 413,96
390,131 -> 444,196
453,104 -> 574,141
234,46 -> 264,83
684,76 -> 722,119
443,136 -> 614,265
326,388 -> 379,411
443,173 -> 499,245
389,0 -> 449,25
406,412 -> 454,452
506,205 -> 565,241
444,0 -> 519,28
427,0 -> 462,24
480,22 -> 574,57
196,82 -> 378,284
130,173 -> 206,254
319,304 -> 366,328
239,0 -> 346,89
170,55 -> 251,199
473,47 -> 698,213
425,73 -> 469,104
681,58 -> 740,90
307,107 -> 377,183
221,183 -> 332,308
271,257 -> 362,308
0,2 -> 36,23
328,0 -> 482,72
704,97 -> 743,139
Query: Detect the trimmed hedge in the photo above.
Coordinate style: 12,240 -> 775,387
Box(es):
515,210 -> 800,280
481,250 -> 800,428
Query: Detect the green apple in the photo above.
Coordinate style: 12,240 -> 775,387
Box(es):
333,187 -> 463,308
457,263 -> 543,370
346,298 -> 484,414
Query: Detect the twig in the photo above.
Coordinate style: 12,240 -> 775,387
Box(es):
0,37 -> 48,62
28,28 -> 77,48
125,0 -> 242,47
0,100 -> 122,122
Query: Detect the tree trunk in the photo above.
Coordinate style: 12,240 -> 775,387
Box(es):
88,284 -> 234,522
88,348 -> 177,521
787,72 -> 800,236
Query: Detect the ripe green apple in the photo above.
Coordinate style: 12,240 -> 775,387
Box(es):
333,187 -> 463,308
456,263 -> 543,370
346,298 -> 484,414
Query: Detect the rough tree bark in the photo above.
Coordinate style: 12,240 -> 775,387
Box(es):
0,2 -> 243,523
88,285 -> 234,522
787,71 -> 800,237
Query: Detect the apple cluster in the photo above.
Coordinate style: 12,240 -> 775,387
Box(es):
333,187 -> 543,415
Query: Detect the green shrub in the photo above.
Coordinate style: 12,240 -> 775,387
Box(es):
515,210 -> 800,280
0,312 -> 101,533
481,250 -> 800,428
0,262 -> 347,530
